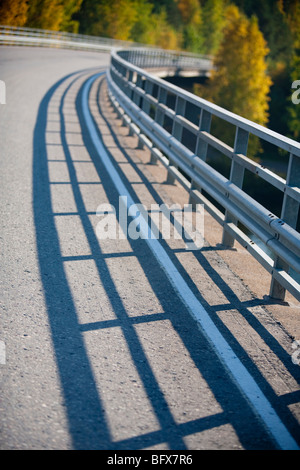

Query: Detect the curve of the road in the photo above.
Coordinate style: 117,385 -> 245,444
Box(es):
0,47 -> 299,451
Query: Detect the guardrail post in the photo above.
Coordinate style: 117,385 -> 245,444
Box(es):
126,70 -> 134,99
189,109 -> 212,207
148,87 -> 167,161
172,96 -> 186,141
281,153 -> 300,229
142,80 -> 153,115
195,109 -> 212,161
222,127 -> 249,247
269,153 -> 300,300
133,73 -> 143,106
166,96 -> 186,184
155,86 -> 167,126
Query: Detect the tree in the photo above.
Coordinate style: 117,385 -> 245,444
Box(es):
129,0 -> 155,44
202,0 -> 227,55
177,0 -> 201,24
150,8 -> 179,49
286,0 -> 300,140
25,0 -> 82,32
194,5 -> 272,153
26,0 -> 64,30
76,0 -> 138,40
176,0 -> 204,52
59,0 -> 83,33
0,0 -> 28,26
129,1 -> 179,49
233,0 -> 293,65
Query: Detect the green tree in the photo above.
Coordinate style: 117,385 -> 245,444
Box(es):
176,0 -> 204,52
202,0 -> 227,55
288,54 -> 300,140
129,1 -> 179,49
129,0 -> 155,44
151,0 -> 181,28
75,0 -> 138,40
0,0 -> 28,26
26,0 -> 82,32
26,0 -> 64,30
233,0 -> 293,65
60,0 -> 83,33
287,0 -> 300,140
194,5 -> 272,154
149,8 -> 179,49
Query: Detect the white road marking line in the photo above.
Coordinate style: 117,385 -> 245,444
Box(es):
82,72 -> 299,450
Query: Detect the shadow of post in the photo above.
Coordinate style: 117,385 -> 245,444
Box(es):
33,70 -> 111,450
32,69 -> 299,451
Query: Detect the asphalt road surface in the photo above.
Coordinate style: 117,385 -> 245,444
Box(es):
0,46 -> 299,450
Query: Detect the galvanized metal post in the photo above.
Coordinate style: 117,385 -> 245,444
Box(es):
155,87 -> 167,126
222,127 -> 249,247
142,80 -> 153,115
189,109 -> 212,208
166,96 -> 186,184
195,109 -> 212,161
127,70 -> 134,100
270,153 -> 300,300
281,153 -> 300,229
149,87 -> 168,160
133,73 -> 142,106
172,96 -> 186,141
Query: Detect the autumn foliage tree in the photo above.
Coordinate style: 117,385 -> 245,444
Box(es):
84,0 -> 138,40
0,0 -> 28,26
0,0 -> 83,32
202,0 -> 226,55
194,5 -> 272,154
26,0 -> 83,32
197,5 -> 271,124
286,0 -> 300,140
176,0 -> 203,52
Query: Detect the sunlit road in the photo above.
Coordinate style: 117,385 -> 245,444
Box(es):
0,46 -> 299,450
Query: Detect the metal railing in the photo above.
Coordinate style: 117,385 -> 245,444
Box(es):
107,48 -> 300,302
0,26 -> 213,77
118,48 -> 212,76
0,25 -> 139,51
0,25 -> 212,77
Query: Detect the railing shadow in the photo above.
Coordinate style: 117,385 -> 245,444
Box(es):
94,77 -> 300,446
32,69 -> 299,450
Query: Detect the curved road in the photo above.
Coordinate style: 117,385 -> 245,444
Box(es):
0,46 -> 299,450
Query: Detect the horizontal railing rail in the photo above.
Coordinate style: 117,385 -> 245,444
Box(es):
118,48 -> 212,74
0,26 -> 212,76
107,48 -> 300,302
0,25 -> 141,51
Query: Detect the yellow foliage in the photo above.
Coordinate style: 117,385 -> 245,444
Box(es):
149,9 -> 180,50
0,0 -> 28,26
176,0 -> 201,26
196,5 -> 272,127
98,0 -> 138,41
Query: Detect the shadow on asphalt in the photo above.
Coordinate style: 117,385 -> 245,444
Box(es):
32,70 -> 300,450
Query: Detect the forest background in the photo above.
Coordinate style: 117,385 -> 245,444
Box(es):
1,0 -> 299,219
0,0 -> 299,141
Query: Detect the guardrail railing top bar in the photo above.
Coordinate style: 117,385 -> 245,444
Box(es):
108,47 -> 300,303
0,24 -> 166,51
111,49 -> 300,158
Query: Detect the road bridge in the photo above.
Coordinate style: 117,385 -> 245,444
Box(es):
0,43 -> 299,451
